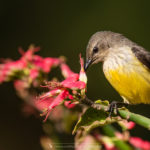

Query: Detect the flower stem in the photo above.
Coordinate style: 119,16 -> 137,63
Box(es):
102,124 -> 132,150
118,109 -> 150,130
81,97 -> 150,130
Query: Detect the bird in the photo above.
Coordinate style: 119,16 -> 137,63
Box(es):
84,31 -> 150,105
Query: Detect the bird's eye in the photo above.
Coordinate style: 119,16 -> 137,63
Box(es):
93,47 -> 99,53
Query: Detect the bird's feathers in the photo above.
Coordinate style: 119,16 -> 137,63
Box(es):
86,31 -> 150,104
131,46 -> 150,70
103,46 -> 150,104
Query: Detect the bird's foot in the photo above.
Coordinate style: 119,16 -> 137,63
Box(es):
81,97 -> 128,117
108,101 -> 128,117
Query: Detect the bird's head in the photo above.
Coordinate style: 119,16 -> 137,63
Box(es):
84,31 -> 126,71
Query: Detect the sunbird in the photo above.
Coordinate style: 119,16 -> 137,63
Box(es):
85,31 -> 150,105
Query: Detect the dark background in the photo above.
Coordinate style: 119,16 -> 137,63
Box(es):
1,0 -> 150,149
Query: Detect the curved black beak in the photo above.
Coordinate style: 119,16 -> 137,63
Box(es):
84,59 -> 92,71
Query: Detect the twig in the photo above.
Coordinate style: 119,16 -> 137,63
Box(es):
80,97 -> 150,130
118,109 -> 150,130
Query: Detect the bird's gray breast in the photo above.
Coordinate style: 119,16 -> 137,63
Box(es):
103,47 -> 134,73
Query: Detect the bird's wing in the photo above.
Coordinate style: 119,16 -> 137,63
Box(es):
131,46 -> 150,70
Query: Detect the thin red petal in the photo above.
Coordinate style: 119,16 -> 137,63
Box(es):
130,137 -> 150,150
48,90 -> 69,109
39,89 -> 61,100
30,68 -> 39,80
35,97 -> 54,111
21,46 -> 40,61
126,121 -> 135,130
79,54 -> 87,84
60,63 -> 77,78
79,53 -> 84,71
62,81 -> 86,89
64,101 -> 76,108
42,58 -> 60,73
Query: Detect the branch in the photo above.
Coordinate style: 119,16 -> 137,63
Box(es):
118,109 -> 150,129
80,97 -> 150,130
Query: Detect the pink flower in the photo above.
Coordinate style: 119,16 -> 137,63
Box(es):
95,133 -> 117,150
42,58 -> 60,73
33,56 -> 61,73
119,120 -> 135,130
36,90 -> 71,121
0,59 -> 27,83
30,68 -> 39,80
79,54 -> 87,84
38,88 -> 61,100
37,55 -> 87,121
126,121 -> 135,130
0,47 -> 38,83
36,97 -> 55,112
104,144 -> 117,150
61,76 -> 86,90
0,46 -> 62,84
130,137 -> 150,150
64,101 -> 76,108
37,76 -> 85,121
19,46 -> 40,61
22,46 -> 61,73
60,63 -> 77,78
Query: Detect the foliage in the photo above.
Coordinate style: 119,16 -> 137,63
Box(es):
1,46 -> 150,150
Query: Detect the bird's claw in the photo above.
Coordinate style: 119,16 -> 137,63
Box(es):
108,101 -> 128,117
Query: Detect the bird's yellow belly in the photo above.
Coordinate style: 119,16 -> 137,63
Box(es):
104,65 -> 150,104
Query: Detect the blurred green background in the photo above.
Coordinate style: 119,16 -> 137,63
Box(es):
1,0 -> 150,149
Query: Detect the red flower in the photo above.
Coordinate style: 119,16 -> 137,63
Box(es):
94,133 -> 117,150
64,101 -> 76,108
33,56 -> 61,73
37,76 -> 85,121
19,46 -> 40,61
37,55 -> 87,121
79,54 -> 87,84
119,120 -> 135,130
126,121 -> 135,130
130,137 -> 150,150
61,75 -> 86,90
60,63 -> 77,78
0,59 -> 27,83
0,46 -> 61,84
21,46 -> 61,73
29,68 -> 39,80
36,90 -> 72,121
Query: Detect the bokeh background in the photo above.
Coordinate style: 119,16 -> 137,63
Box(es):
1,0 -> 150,149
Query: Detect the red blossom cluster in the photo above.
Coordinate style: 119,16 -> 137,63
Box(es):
0,46 -> 61,85
93,122 -> 150,150
36,54 -> 87,121
119,120 -> 135,130
1,46 -> 150,150
130,137 -> 150,150
0,46 -> 87,121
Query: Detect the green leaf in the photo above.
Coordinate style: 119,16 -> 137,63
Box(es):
73,99 -> 123,134
95,99 -> 109,106
73,107 -> 109,134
